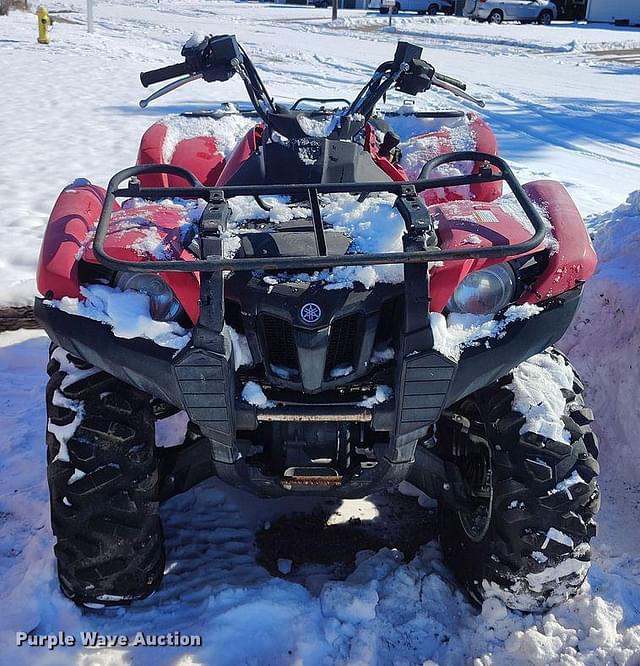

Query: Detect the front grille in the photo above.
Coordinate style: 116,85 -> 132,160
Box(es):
261,315 -> 299,373
326,314 -> 360,377
374,299 -> 399,346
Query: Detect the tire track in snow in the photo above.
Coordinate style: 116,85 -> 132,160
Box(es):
492,88 -> 640,166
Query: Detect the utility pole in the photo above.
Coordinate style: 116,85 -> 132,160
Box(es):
332,0 -> 338,21
87,0 -> 94,33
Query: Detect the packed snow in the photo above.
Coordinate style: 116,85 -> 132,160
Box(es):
232,192 -> 407,290
358,384 -> 394,408
560,189 -> 640,483
160,111 -> 257,163
430,303 -> 543,362
507,351 -> 575,444
241,380 -> 275,409
45,284 -> 191,351
1,1 -> 640,664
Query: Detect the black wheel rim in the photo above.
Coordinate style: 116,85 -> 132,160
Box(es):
452,403 -> 494,543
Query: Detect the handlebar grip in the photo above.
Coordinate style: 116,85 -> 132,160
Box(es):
140,62 -> 192,88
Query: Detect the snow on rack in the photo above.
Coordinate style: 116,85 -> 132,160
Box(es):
230,192 -> 407,290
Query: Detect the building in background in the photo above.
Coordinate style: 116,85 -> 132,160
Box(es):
586,0 -> 640,25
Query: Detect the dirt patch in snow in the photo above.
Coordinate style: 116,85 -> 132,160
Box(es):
256,493 -> 436,593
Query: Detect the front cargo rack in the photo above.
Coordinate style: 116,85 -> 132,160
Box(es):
93,151 -> 548,274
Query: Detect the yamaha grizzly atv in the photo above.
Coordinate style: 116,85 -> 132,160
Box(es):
35,36 -> 600,611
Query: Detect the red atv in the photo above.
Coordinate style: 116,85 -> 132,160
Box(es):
36,36 -> 599,611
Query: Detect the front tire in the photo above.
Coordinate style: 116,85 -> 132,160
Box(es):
427,3 -> 438,15
538,9 -> 553,25
438,349 -> 600,611
46,346 -> 164,607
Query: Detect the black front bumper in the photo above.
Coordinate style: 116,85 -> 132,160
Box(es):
35,286 -> 582,497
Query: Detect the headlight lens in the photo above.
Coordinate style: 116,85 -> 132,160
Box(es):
447,264 -> 517,315
115,272 -> 183,322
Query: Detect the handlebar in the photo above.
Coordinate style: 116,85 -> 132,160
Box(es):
140,62 -> 192,88
137,36 -> 485,127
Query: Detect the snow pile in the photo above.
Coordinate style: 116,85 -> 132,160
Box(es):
160,113 -> 257,164
368,16 -> 640,55
560,190 -> 640,481
430,303 -> 542,362
241,381 -> 275,409
297,113 -> 340,138
46,283 -> 252,365
46,284 -> 191,351
507,351 -> 574,444
225,325 -> 252,370
358,384 -> 393,408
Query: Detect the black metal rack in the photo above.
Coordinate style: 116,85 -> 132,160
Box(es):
93,151 -> 547,275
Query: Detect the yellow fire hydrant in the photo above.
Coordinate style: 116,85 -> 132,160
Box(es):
37,5 -> 52,45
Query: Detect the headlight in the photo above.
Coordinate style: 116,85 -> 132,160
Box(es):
447,264 -> 516,315
115,272 -> 183,322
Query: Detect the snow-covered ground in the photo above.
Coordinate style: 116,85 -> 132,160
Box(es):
1,1 -> 640,664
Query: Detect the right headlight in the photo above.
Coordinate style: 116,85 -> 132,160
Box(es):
447,264 -> 517,315
115,272 -> 184,322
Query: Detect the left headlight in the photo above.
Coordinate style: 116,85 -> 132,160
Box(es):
115,272 -> 184,322
447,264 -> 517,315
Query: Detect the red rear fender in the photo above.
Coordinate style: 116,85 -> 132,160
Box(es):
368,113 -> 502,204
137,121 -> 227,187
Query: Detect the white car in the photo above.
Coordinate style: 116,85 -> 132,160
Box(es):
370,0 -> 455,16
463,0 -> 558,24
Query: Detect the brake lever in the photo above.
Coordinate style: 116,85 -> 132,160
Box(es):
432,77 -> 485,108
139,73 -> 203,108
433,72 -> 467,91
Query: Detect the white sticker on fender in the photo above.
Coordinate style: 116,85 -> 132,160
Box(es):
474,209 -> 499,224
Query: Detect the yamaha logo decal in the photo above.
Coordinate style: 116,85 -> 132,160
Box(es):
299,302 -> 322,325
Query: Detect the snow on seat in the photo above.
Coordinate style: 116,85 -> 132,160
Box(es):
386,111 -> 503,204
136,111 -> 257,188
